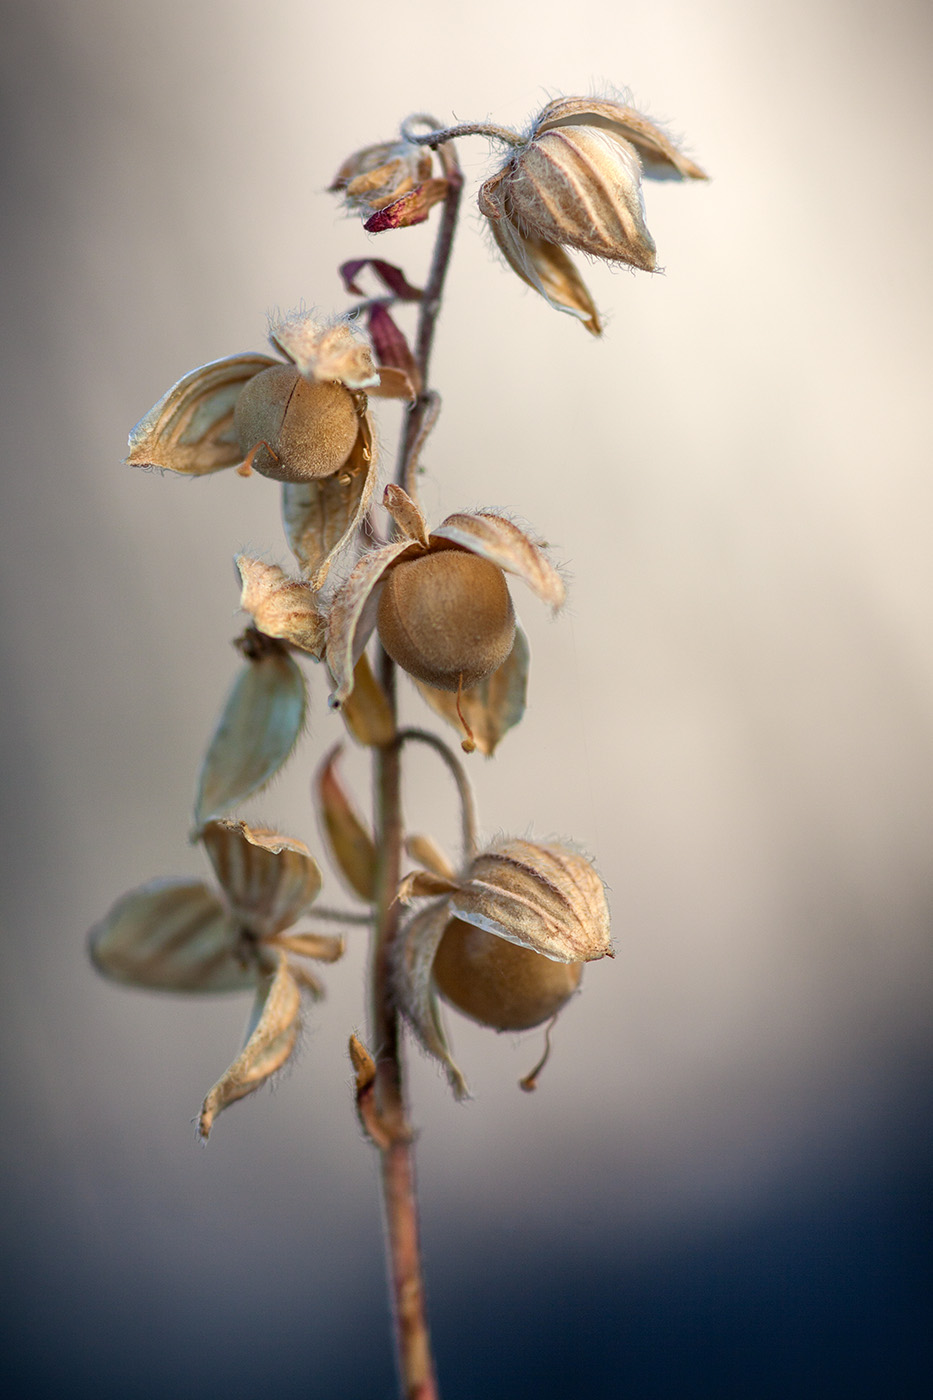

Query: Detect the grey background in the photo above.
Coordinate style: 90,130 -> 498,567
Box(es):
1,1 -> 931,1395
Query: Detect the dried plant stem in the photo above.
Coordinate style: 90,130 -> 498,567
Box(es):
396,727 -> 478,864
368,146 -> 464,1400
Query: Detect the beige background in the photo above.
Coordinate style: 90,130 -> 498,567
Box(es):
1,1 -> 930,1395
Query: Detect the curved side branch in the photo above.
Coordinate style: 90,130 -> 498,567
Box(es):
396,726 -> 479,865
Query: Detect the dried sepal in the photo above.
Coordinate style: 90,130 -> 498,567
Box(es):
482,194 -> 601,334
198,954 -> 302,1139
273,931 -> 345,962
194,639 -> 306,830
338,653 -> 395,748
364,178 -> 449,232
316,746 -> 377,902
405,834 -> 457,882
269,309 -> 379,391
88,878 -> 257,993
383,484 -> 430,547
126,353 -> 278,475
451,839 -> 611,964
235,555 -> 325,657
397,870 -> 461,905
369,365 -> 419,402
430,513 -> 565,610
393,900 -> 469,1099
413,624 -> 530,756
533,97 -> 708,180
281,408 -> 378,589
200,820 -> 323,937
325,537 -> 418,702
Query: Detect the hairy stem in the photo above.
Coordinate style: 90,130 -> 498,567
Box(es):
369,142 -> 464,1400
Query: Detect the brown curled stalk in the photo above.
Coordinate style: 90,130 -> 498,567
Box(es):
401,115 -> 525,150
367,136 -> 465,1400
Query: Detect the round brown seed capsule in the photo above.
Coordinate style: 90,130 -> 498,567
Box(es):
376,549 -> 516,691
433,918 -> 583,1031
234,364 -> 360,482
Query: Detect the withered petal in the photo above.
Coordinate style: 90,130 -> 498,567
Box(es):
198,954 -> 302,1139
235,555 -> 325,657
88,878 -> 256,993
269,310 -> 379,390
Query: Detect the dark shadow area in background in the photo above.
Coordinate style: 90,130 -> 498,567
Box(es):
3,1118 -> 930,1400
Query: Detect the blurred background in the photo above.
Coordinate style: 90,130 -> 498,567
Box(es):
2,1 -> 931,1395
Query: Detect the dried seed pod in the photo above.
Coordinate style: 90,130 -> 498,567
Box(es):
376,548 -> 516,692
234,365 -> 360,483
330,139 -> 434,216
433,918 -> 582,1031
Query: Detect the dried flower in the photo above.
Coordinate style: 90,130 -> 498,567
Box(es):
326,486 -> 565,706
393,837 -> 611,1097
479,95 -> 706,332
331,138 -> 449,231
89,820 -> 344,1137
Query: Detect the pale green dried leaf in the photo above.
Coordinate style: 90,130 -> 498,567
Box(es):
88,878 -> 256,992
201,820 -> 323,936
393,899 -> 468,1099
450,839 -> 611,964
430,514 -> 565,610
414,625 -> 529,755
126,354 -> 278,475
194,648 -> 306,829
198,955 -> 302,1139
281,411 -> 378,590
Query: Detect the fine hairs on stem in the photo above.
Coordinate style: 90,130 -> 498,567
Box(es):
90,88 -> 705,1398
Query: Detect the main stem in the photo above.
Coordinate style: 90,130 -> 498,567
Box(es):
370,140 -> 463,1400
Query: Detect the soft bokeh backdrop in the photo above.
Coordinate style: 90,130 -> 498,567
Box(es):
2,1 -> 931,1396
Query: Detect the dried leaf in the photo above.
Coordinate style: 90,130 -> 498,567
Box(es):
339,258 -> 423,301
339,652 -> 396,747
88,878 -> 256,992
198,955 -> 302,1138
194,646 -> 306,829
235,555 -> 325,657
325,537 -> 417,702
316,746 -> 377,902
430,513 -> 566,610
126,354 -> 278,474
201,820 -> 323,937
269,309 -> 379,390
366,305 -> 422,397
281,409 -> 378,589
451,839 -> 611,964
364,178 -> 449,232
393,899 -> 468,1099
414,624 -> 530,755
